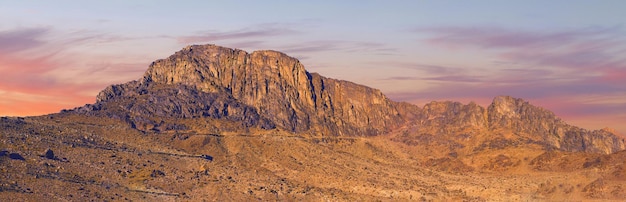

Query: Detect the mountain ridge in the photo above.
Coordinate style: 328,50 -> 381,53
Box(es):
88,44 -> 623,154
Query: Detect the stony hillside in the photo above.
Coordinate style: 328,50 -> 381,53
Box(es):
2,44 -> 625,201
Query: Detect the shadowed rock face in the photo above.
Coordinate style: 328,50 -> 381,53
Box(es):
89,82 -> 275,132
93,44 -> 624,153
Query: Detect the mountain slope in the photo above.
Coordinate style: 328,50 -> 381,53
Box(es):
2,114 -> 626,201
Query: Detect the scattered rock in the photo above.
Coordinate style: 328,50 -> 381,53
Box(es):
201,154 -> 213,161
45,149 -> 55,160
150,170 -> 165,178
9,153 -> 25,160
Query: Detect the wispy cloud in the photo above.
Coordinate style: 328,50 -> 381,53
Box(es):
279,40 -> 343,53
416,26 -> 626,73
0,27 -> 51,53
381,76 -> 419,81
380,74 -> 483,83
414,26 -> 618,49
413,25 -> 626,85
177,24 -> 301,45
421,75 -> 483,83
376,61 -> 469,75
178,23 -> 398,57
375,61 -> 484,83
263,40 -> 397,56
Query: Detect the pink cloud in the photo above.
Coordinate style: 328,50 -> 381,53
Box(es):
0,27 -> 147,116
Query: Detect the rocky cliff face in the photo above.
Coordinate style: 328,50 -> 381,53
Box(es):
90,44 -> 624,154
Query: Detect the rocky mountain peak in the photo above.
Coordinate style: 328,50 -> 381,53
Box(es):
97,44 -> 403,136
141,44 -> 309,100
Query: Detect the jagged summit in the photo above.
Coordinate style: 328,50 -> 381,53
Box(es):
88,44 -> 623,153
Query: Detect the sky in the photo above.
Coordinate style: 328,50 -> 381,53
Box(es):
1,1 -> 625,135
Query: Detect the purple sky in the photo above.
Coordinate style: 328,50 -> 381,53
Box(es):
1,1 -> 625,135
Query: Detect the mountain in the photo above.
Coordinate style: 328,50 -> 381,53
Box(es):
1,44 -> 625,201
94,45 -> 403,136
90,44 -> 624,154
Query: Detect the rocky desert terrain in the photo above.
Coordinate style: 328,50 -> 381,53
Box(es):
1,44 -> 625,201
